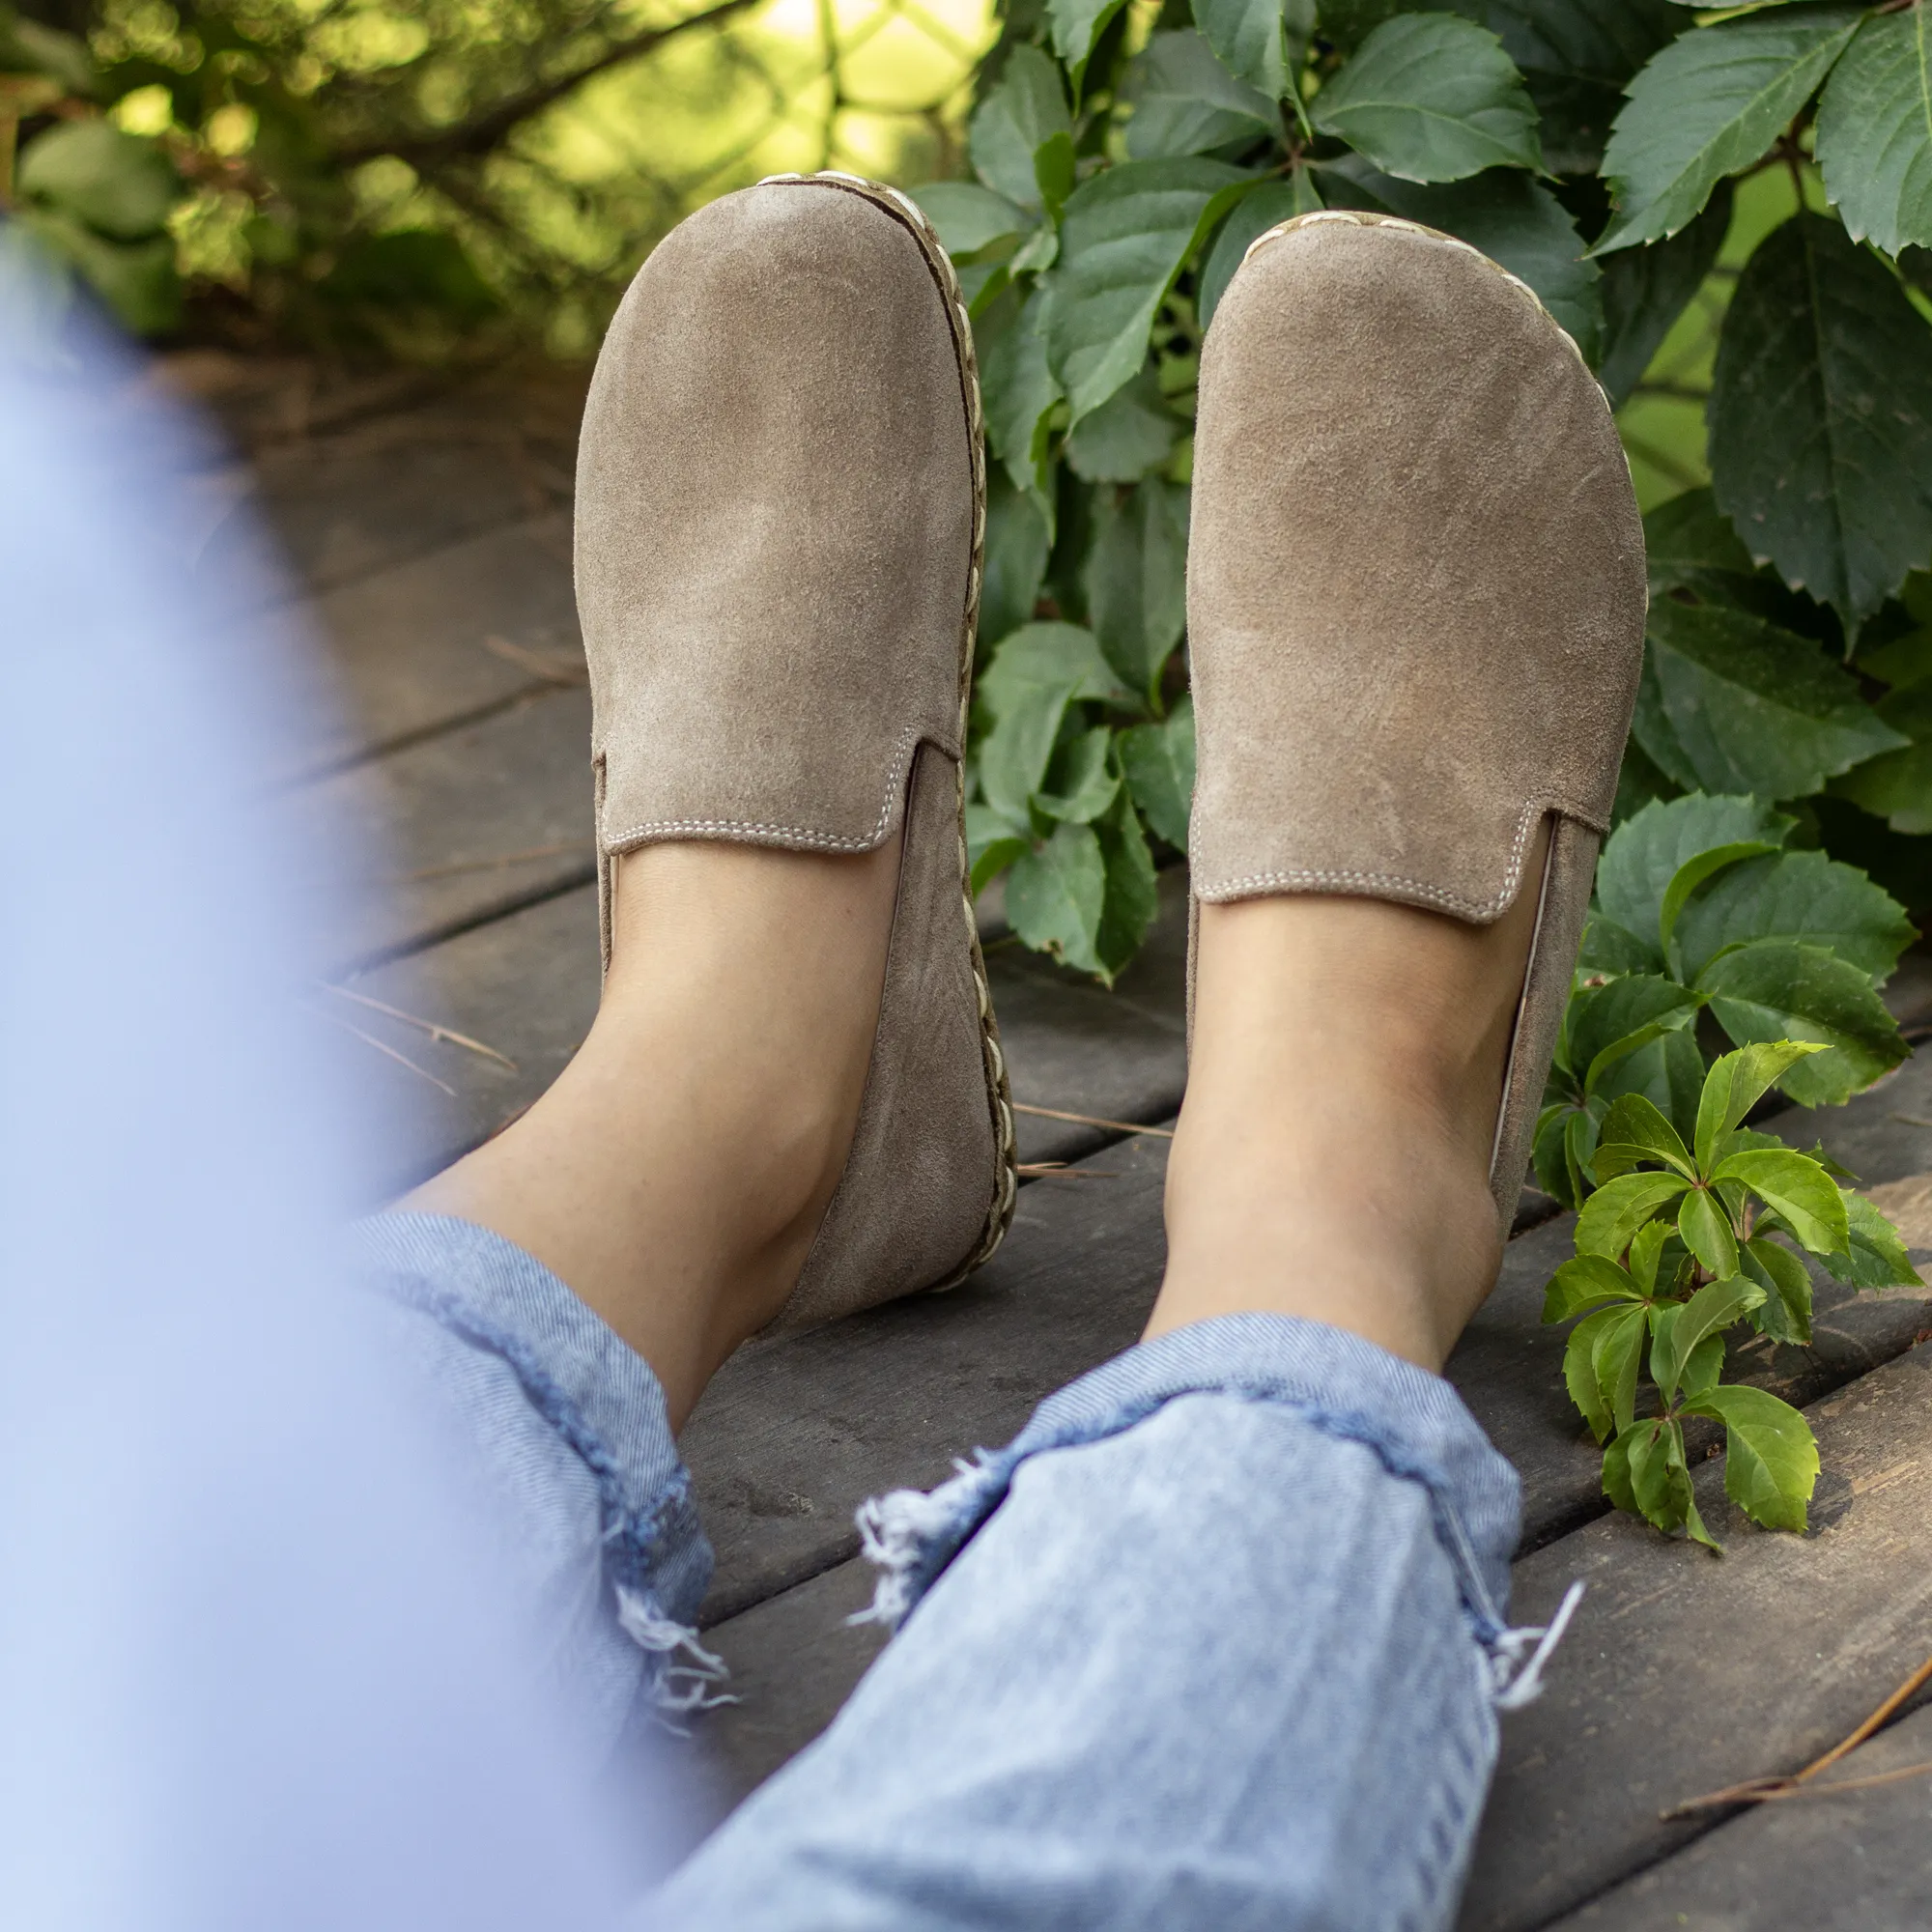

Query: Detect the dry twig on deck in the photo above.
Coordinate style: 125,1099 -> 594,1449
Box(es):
1666,1651 -> 1932,1816
323,983 -> 518,1069
483,633 -> 588,684
1011,1103 -> 1174,1139
1016,1162 -> 1118,1179
309,1006 -> 459,1097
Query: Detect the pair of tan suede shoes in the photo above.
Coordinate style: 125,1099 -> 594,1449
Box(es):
575,172 -> 1647,1336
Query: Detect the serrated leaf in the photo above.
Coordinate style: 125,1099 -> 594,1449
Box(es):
1712,1146 -> 1851,1255
913,182 -> 1032,257
1679,1328 -> 1727,1404
1602,1426 -> 1638,1513
1685,1383 -> 1818,1532
1120,696 -> 1196,849
1310,13 -> 1543,185
1832,680 -> 1932,834
1320,157 -> 1602,361
1577,1170 -> 1692,1260
1597,181 -> 1731,407
1670,848 -> 1917,986
1064,367 -> 1180,483
1046,156 -> 1253,422
1007,820 -> 1108,973
1579,914 -> 1663,977
1596,9 -> 1862,254
970,46 -> 1072,209
16,121 -> 181,241
1595,792 -> 1795,955
1742,1234 -> 1814,1344
1699,941 -> 1910,1107
1094,783 -> 1159,980
1197,170 -> 1321,327
966,801 -> 1030,894
1534,1101 -> 1579,1205
1693,1039 -> 1830,1170
1598,1019 -> 1710,1154
1191,0 -> 1288,98
979,471 -> 1052,648
1595,1091 -> 1696,1179
1083,477 -> 1188,697
1821,1191 -> 1926,1291
1658,838 -> 1783,964
979,620 -> 1131,717
1124,29 -> 1279,158
1710,212 -> 1932,633
1545,1255 -> 1647,1323
1630,1217 -> 1674,1296
978,284 -> 1063,498
1645,599 -> 1909,798
1677,1186 -> 1741,1282
1035,724 -> 1121,823
1596,1301 -> 1651,1435
1047,0 -> 1131,97
1625,1415 -> 1708,1543
1572,976 -> 1703,1094
1643,485 -> 1824,634
1565,1304 -> 1620,1440
1815,6 -> 1932,257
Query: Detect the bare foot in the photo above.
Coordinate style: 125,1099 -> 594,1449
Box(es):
408,836 -> 899,1428
1147,827 -> 1549,1373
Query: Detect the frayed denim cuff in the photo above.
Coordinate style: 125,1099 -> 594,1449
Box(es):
349,1211 -> 713,1635
858,1312 -> 1525,1659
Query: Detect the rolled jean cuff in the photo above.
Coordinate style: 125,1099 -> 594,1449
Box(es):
349,1210 -> 713,1633
857,1311 -> 1522,1646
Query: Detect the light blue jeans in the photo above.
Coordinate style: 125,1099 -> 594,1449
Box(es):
358,1211 -> 1548,1931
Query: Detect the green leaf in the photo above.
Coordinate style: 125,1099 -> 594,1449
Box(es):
1083,477 -> 1188,696
1741,1234 -> 1814,1344
1121,696 -> 1196,849
1571,976 -> 1703,1094
1832,680 -> 1932,834
1820,1191 -> 1926,1291
0,12 -> 98,95
1597,182 -> 1731,407
1712,1146 -> 1851,1255
1643,484 -> 1819,632
1815,6 -> 1932,257
1693,1039 -> 1832,1170
1046,0 -> 1131,98
1677,1329 -> 1726,1405
970,45 -> 1073,209
1597,1024 -> 1709,1155
1564,1304 -> 1620,1440
1595,8 -> 1862,253
1007,820 -> 1108,974
1035,724 -> 1121,823
1625,1415 -> 1713,1545
1670,849 -> 1918,986
979,284 -> 1063,498
1196,169 -> 1321,327
1578,914 -> 1663,978
977,622 -> 1130,819
1595,792 -> 1795,956
1310,13 -> 1543,184
1685,1384 -> 1819,1532
1657,838 -> 1783,964
1457,0 -> 1688,177
1191,0 -> 1288,99
966,801 -> 1031,894
1576,1170 -> 1691,1260
21,213 -> 179,335
1064,366 -> 1181,483
1699,941 -> 1910,1107
979,471 -> 1052,649
1545,1255 -> 1647,1323
1126,29 -> 1278,158
1677,1186 -> 1741,1282
1594,1091 -> 1696,1179
1644,600 -> 1909,799
1094,782 -> 1160,980
1709,212 -> 1932,634
1629,1217 -> 1674,1297
1319,158 -> 1602,361
16,121 -> 181,240
1602,1425 -> 1638,1514
1046,156 -> 1253,423
913,182 -> 1032,257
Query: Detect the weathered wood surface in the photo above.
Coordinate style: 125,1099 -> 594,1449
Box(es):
1552,1700 -> 1932,1931
1460,1343 -> 1932,1932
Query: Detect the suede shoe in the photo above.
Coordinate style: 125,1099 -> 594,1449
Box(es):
1188,210 -> 1647,1227
574,172 -> 1017,1328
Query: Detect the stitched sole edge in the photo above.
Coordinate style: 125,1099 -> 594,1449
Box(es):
760,169 -> 1019,1285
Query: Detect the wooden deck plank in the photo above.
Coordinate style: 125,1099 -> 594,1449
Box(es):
1459,1342 -> 1932,1932
291,510 -> 582,779
297,687 -> 595,976
1551,1699 -> 1932,1931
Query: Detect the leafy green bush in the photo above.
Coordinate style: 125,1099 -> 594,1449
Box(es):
1541,1040 -> 1920,1547
916,0 -> 1932,980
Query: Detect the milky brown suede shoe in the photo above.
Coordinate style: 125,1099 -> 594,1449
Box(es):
574,173 -> 1016,1328
1188,210 -> 1647,1228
